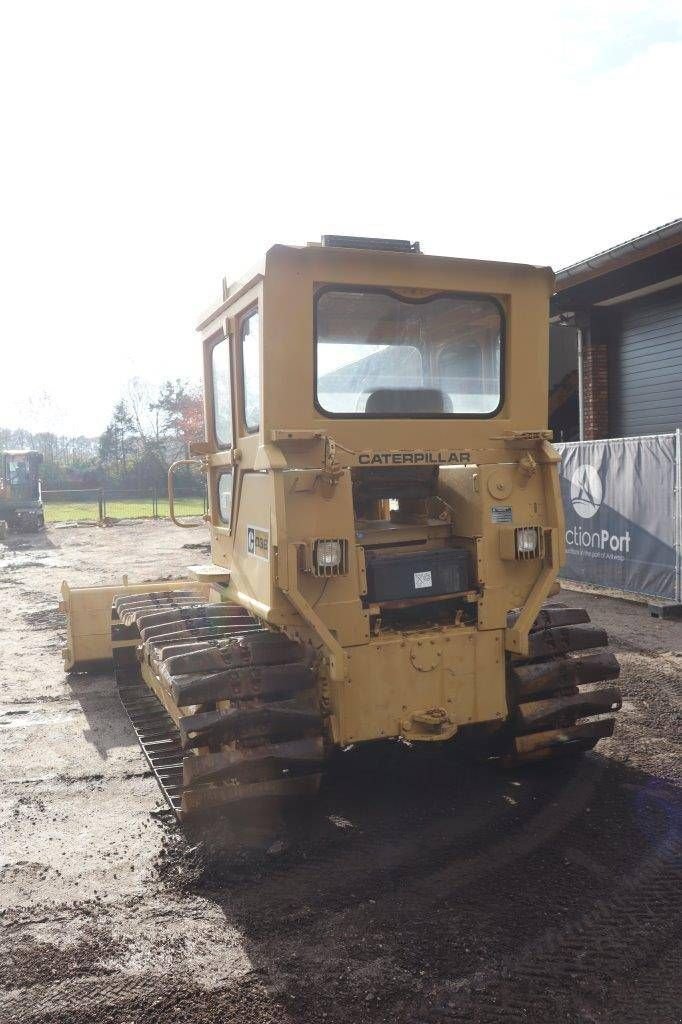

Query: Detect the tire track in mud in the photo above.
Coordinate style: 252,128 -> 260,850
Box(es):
5,758 -> 678,1024
417,832 -> 682,1023
0,973 -> 289,1024
150,761 -> 595,931
2,541 -> 680,1024
166,754 -> 625,932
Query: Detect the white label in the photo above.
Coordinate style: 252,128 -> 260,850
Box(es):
246,525 -> 270,560
414,570 -> 432,589
491,505 -> 513,524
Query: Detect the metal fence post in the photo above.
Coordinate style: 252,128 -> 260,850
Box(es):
98,488 -> 103,524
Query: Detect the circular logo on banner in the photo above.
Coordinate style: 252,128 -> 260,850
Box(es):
570,464 -> 603,519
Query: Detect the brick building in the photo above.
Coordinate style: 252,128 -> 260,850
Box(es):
550,218 -> 682,440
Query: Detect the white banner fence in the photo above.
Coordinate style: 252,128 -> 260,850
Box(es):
555,430 -> 682,603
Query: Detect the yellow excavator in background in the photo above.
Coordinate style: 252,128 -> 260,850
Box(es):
61,236 -> 621,819
0,450 -> 44,534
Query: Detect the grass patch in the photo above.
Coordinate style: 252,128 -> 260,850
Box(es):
43,498 -> 205,523
44,502 -> 100,523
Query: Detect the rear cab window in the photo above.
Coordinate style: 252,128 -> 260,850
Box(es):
315,287 -> 504,417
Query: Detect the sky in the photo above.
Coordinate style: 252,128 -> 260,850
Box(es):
1,0 -> 681,437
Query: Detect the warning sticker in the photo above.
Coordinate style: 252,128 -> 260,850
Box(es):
491,505 -> 513,524
414,570 -> 432,589
246,525 -> 270,560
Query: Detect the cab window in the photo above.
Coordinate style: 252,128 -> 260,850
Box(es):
211,338 -> 232,447
241,310 -> 260,432
315,288 -> 503,417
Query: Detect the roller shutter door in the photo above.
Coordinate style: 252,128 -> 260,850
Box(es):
609,288 -> 682,436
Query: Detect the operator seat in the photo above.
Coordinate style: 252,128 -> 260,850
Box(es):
364,388 -> 453,414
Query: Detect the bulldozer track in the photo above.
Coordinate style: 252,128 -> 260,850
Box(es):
503,605 -> 622,766
111,593 -> 622,817
111,590 -> 327,818
116,679 -> 184,814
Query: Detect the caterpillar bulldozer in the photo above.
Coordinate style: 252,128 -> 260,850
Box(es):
61,236 -> 622,819
0,449 -> 44,534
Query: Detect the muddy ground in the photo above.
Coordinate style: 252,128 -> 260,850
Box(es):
0,521 -> 680,1024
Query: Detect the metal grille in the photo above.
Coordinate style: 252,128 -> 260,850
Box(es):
311,538 -> 349,576
515,526 -> 544,561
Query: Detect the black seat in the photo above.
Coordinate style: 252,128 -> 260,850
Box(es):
364,388 -> 453,414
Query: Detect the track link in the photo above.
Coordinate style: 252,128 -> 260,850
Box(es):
504,604 -> 622,765
117,680 -> 184,813
111,590 -> 326,819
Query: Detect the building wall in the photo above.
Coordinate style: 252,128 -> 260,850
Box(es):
581,285 -> 682,439
609,286 -> 682,436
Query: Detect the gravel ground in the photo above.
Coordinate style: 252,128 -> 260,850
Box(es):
0,522 -> 680,1024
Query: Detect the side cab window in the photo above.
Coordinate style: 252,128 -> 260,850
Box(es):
211,336 -> 232,448
241,310 -> 260,432
209,334 -> 234,528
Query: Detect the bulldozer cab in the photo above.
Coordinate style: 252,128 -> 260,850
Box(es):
1,450 -> 42,503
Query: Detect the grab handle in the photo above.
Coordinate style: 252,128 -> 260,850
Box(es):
168,459 -> 205,529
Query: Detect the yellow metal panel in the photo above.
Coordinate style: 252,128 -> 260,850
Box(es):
225,471 -> 275,614
330,627 -> 505,745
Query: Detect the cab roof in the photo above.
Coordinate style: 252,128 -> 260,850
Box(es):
197,237 -> 554,332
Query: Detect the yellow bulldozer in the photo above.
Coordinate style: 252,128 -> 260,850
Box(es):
61,236 -> 622,819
